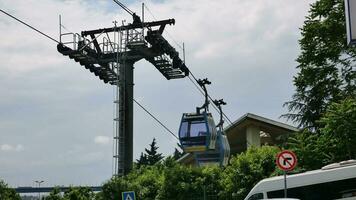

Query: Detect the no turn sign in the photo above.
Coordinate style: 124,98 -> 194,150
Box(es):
276,150 -> 297,171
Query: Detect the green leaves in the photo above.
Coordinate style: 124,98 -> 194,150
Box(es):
136,138 -> 164,168
285,98 -> 356,171
219,146 -> 279,200
284,0 -> 356,130
319,98 -> 356,159
0,180 -> 21,200
44,186 -> 96,200
97,147 -> 279,200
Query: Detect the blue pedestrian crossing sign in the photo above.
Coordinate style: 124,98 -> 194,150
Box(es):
122,191 -> 135,200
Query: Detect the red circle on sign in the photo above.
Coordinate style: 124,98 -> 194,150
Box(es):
276,150 -> 297,171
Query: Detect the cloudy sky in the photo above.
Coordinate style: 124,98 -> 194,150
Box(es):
0,0 -> 314,187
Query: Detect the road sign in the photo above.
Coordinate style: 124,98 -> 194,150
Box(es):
122,191 -> 135,200
276,150 -> 297,198
276,150 -> 297,171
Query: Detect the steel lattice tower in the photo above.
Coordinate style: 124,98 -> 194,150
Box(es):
57,10 -> 188,175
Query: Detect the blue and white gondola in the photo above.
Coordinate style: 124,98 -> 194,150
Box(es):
178,112 -> 217,152
194,132 -> 230,167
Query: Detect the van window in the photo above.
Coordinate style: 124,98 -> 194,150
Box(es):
267,178 -> 356,200
248,193 -> 263,200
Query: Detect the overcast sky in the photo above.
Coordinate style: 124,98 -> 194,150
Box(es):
0,0 -> 314,187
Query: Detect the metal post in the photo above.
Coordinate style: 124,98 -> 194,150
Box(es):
35,180 -> 44,200
142,3 -> 144,24
183,42 -> 185,64
284,171 -> 287,198
59,15 -> 61,43
142,3 -> 145,40
117,58 -> 134,175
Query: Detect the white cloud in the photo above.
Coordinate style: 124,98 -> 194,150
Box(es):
0,144 -> 24,152
94,136 -> 110,145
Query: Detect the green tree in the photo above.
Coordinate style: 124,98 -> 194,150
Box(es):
220,146 -> 279,200
145,138 -> 163,165
97,164 -> 164,200
62,187 -> 94,200
284,0 -> 356,130
136,152 -> 148,168
156,164 -> 204,200
319,98 -> 356,159
0,180 -> 21,200
286,130 -> 330,170
45,187 -> 63,200
129,165 -> 163,200
137,138 -> 163,168
286,98 -> 356,170
96,176 -> 130,200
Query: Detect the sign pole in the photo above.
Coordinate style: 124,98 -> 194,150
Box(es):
276,150 -> 297,199
284,171 -> 287,198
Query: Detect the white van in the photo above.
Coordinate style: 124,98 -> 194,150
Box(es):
244,160 -> 356,200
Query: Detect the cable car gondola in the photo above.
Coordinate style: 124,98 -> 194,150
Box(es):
194,132 -> 230,167
178,78 -> 230,167
193,99 -> 230,167
179,112 -> 217,152
178,79 -> 218,153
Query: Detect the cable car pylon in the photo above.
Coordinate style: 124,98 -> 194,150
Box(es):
57,0 -> 188,176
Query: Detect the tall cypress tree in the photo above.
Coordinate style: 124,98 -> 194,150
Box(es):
283,0 -> 356,131
145,138 -> 163,165
136,138 -> 163,167
136,152 -> 148,168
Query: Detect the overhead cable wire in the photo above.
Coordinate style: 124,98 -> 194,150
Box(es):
0,9 -> 59,43
133,98 -> 179,141
187,73 -> 233,125
141,4 -> 233,125
188,69 -> 233,125
0,8 -> 179,142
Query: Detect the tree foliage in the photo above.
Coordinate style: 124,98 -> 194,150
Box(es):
0,180 -> 21,200
63,187 -> 95,200
286,98 -> 356,170
319,98 -> 356,159
286,130 -> 331,170
284,0 -> 356,130
220,146 -> 279,199
136,138 -> 163,168
44,186 -> 95,200
96,146 -> 280,200
282,0 -> 356,173
45,187 -> 62,200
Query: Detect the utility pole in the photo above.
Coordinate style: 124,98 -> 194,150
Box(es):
34,180 -> 44,200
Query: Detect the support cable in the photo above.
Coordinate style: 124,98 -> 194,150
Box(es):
142,4 -> 233,125
113,0 -> 134,16
0,9 -> 59,43
133,99 -> 179,141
